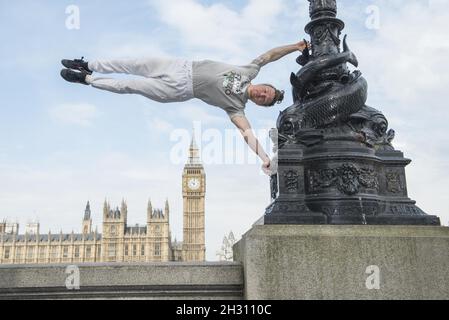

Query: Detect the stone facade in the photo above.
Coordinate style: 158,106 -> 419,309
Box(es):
0,200 -> 179,265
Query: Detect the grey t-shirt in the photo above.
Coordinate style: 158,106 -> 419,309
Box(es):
192,60 -> 261,119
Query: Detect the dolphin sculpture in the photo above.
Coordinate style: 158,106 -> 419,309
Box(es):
279,35 -> 368,137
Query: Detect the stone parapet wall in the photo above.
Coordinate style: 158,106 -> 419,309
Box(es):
0,262 -> 243,300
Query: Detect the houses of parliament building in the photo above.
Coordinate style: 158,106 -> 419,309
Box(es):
0,136 -> 206,265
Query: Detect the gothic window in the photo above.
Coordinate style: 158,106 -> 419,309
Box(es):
85,246 -> 92,258
74,246 -> 80,258
51,246 -> 58,259
63,246 -> 69,258
15,247 -> 23,260
110,226 -> 117,236
133,245 -> 137,256
125,245 -> 129,256
154,243 -> 161,257
39,247 -> 46,259
27,247 -> 35,260
108,244 -> 116,258
141,245 -> 145,256
4,247 -> 10,259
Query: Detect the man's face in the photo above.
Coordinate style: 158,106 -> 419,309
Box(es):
249,85 -> 276,106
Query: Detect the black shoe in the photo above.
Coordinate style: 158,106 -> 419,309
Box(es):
60,68 -> 89,85
61,57 -> 92,74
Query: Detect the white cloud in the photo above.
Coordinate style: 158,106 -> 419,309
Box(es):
355,1 -> 449,109
48,103 -> 100,127
91,33 -> 172,60
149,0 -> 284,58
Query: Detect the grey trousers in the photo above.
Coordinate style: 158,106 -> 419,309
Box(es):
86,58 -> 194,103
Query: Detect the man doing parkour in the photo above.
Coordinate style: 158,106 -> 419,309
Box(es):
60,41 -> 309,174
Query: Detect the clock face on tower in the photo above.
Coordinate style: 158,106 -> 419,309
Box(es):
188,178 -> 201,191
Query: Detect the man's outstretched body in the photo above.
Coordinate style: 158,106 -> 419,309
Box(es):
61,41 -> 309,174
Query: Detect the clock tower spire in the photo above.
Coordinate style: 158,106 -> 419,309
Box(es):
188,129 -> 201,165
182,129 -> 206,262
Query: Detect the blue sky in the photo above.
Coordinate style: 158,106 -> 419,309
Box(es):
0,0 -> 448,260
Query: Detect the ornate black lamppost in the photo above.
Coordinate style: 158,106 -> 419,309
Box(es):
265,0 -> 440,225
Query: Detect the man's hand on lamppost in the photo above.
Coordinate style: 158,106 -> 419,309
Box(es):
297,40 -> 311,52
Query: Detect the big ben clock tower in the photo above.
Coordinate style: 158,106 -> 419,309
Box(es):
182,132 -> 206,262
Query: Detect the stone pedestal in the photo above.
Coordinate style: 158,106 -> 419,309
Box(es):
266,143 -> 441,226
233,225 -> 449,300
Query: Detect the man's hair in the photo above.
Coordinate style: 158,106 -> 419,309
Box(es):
262,84 -> 285,107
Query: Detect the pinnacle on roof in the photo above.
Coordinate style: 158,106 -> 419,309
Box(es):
84,201 -> 91,220
188,128 -> 201,165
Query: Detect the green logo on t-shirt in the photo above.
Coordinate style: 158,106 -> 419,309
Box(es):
223,71 -> 250,96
